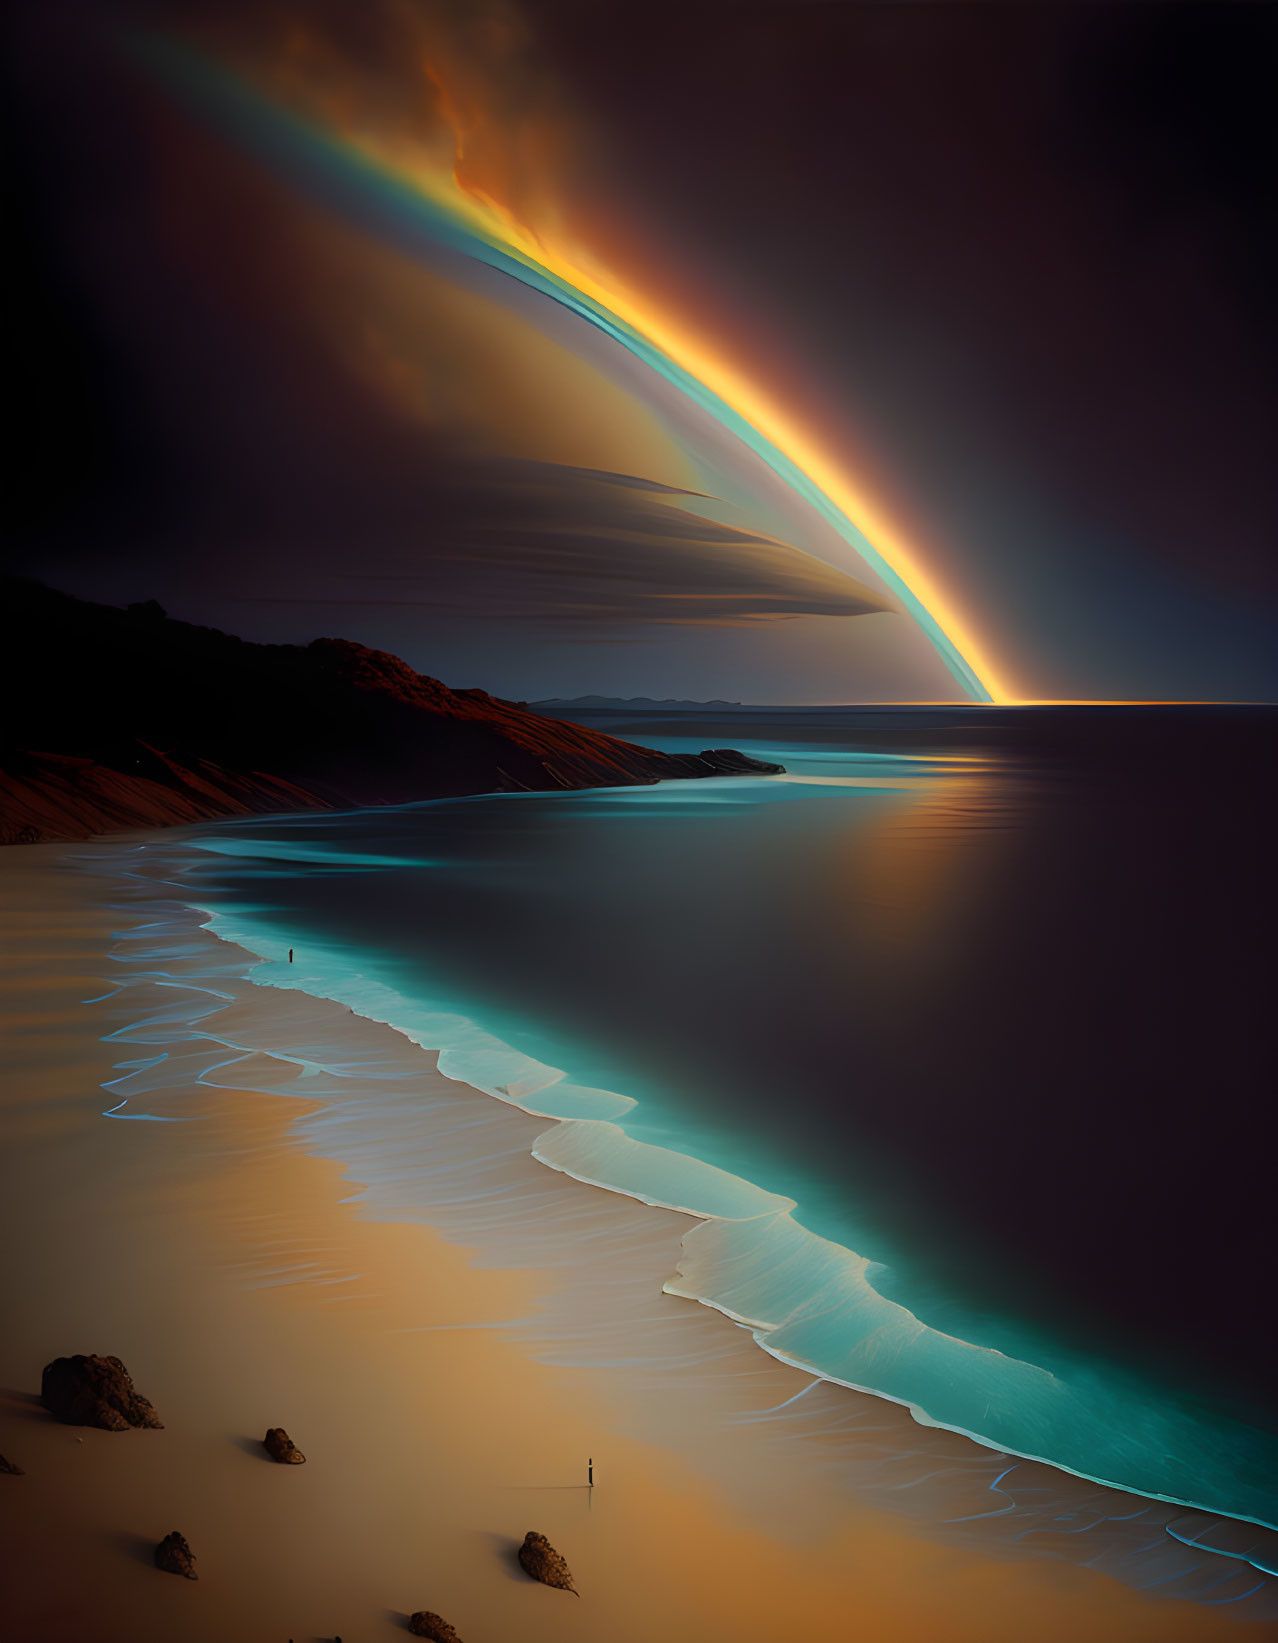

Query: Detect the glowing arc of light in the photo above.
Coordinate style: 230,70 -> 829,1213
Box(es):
136,37 -> 1009,702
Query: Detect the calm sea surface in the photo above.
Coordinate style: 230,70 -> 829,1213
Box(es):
165,705 -> 1277,1528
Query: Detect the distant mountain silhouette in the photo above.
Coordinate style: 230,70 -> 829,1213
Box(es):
0,580 -> 781,844
533,695 -> 743,710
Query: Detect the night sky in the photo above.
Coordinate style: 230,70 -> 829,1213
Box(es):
6,1 -> 1276,703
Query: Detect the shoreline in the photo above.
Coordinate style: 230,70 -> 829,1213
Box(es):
157,817 -> 1278,1545
1,835 -> 1275,1638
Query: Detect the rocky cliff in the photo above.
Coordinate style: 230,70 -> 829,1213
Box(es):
0,580 -> 782,844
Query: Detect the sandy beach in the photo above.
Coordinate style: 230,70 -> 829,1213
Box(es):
1,839 -> 1273,1643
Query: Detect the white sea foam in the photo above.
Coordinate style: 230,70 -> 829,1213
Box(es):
163,871 -> 1278,1545
71,826 -> 1278,1607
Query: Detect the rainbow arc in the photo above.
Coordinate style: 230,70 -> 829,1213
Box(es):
137,36 -> 1010,703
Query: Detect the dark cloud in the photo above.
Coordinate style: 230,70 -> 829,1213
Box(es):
237,459 -> 892,628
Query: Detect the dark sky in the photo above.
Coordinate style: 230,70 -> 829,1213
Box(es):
6,1 -> 1276,701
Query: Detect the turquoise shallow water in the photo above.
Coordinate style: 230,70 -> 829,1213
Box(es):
100,707 -> 1278,1546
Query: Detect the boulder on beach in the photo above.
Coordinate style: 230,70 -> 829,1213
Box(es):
0,1454 -> 25,1475
518,1530 -> 577,1594
263,1426 -> 306,1464
408,1612 -> 464,1641
40,1354 -> 163,1430
154,1531 -> 197,1579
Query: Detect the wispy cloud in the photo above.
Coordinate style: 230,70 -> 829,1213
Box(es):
239,459 -> 893,628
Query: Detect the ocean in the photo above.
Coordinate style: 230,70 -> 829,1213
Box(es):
93,704 -> 1278,1553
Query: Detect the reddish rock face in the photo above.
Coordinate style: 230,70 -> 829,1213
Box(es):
263,1427 -> 306,1464
40,1354 -> 163,1431
1,577 -> 782,845
517,1530 -> 578,1594
154,1531 -> 197,1580
408,1612 -> 464,1641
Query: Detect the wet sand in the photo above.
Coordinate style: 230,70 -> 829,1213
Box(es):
0,842 -> 1271,1642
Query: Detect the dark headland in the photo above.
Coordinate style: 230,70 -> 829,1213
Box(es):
0,579 -> 781,845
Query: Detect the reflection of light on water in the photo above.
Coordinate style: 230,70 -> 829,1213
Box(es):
67,823 -> 1278,1616
822,768 -> 1010,960
192,838 -> 434,869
